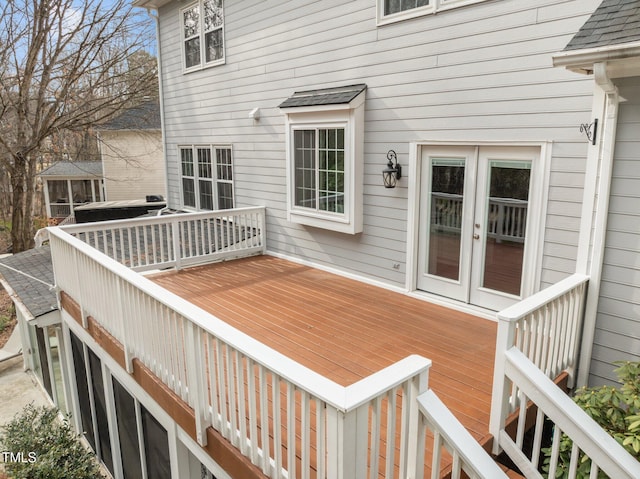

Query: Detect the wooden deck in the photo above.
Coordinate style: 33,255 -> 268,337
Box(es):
152,254 -> 497,443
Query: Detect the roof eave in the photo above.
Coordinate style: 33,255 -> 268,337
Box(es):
553,41 -> 640,74
133,0 -> 172,9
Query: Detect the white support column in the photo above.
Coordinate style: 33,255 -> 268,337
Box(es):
185,321 -> 210,446
172,220 -> 182,270
43,179 -> 52,219
116,277 -> 134,373
489,315 -> 517,455
400,370 -> 428,479
326,405 -> 368,479
576,62 -> 620,388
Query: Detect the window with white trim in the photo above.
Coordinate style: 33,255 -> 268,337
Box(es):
179,145 -> 234,210
181,0 -> 224,72
280,84 -> 366,234
293,127 -> 346,214
378,0 -> 489,24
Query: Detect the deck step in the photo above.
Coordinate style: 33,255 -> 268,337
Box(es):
498,463 -> 526,479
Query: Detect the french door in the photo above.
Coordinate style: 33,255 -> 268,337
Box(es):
417,145 -> 538,310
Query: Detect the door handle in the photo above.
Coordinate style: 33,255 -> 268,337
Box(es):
473,234 -> 480,240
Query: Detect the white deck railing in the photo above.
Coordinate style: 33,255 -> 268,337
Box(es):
497,348 -> 640,479
490,274 -> 589,455
431,193 -> 527,243
48,216 -> 442,479
59,207 -> 266,271
417,390 -> 509,478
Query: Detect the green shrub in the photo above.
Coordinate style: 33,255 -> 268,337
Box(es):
542,361 -> 640,478
0,316 -> 10,334
0,404 -> 104,479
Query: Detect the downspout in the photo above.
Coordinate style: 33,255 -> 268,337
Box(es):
576,62 -> 619,387
147,8 -> 170,205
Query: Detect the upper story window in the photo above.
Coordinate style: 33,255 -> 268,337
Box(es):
378,0 -> 488,25
180,145 -> 234,210
181,0 -> 224,72
280,84 -> 366,235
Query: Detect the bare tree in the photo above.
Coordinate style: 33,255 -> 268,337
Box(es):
0,0 -> 158,252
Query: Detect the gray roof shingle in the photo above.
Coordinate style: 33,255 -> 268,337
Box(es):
279,84 -> 367,108
99,100 -> 161,130
564,0 -> 640,51
39,161 -> 103,178
0,247 -> 57,319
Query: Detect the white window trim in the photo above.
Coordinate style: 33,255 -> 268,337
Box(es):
178,144 -> 234,211
282,99 -> 365,235
180,0 -> 226,74
377,0 -> 489,26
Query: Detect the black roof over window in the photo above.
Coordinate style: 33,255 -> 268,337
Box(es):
279,84 -> 367,108
563,0 -> 640,51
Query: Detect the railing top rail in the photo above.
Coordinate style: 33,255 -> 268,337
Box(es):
504,347 -> 640,478
418,390 -> 509,478
497,273 -> 589,322
345,355 -> 431,411
48,223 -> 430,412
58,206 -> 266,233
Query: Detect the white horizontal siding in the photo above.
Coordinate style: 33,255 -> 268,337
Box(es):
158,0 -> 599,288
591,77 -> 640,386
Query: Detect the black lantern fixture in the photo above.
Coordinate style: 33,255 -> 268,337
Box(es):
382,150 -> 402,188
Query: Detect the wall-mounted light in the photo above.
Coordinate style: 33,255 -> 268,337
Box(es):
249,107 -> 261,120
382,150 -> 402,188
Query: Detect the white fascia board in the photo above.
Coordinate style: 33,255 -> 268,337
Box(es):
133,0 -> 172,9
552,41 -> 640,74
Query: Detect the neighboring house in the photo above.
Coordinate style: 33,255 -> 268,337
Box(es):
39,161 -> 104,223
39,101 -> 165,225
97,100 -> 166,202
0,248 -> 64,408
26,1 -> 640,478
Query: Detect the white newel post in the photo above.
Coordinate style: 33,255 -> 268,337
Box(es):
116,277 -> 134,373
326,404 -> 369,479
489,314 -> 517,455
72,248 -> 87,327
400,370 -> 429,479
185,321 -> 210,446
172,219 -> 182,270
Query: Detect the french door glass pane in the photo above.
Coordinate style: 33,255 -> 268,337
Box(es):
481,161 -> 530,295
428,158 -> 465,280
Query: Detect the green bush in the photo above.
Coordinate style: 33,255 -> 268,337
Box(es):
0,404 -> 104,479
542,361 -> 640,478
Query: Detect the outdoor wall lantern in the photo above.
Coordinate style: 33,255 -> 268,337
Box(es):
383,150 -> 402,188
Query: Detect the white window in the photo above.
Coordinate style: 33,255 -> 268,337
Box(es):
181,0 -> 224,72
293,127 -> 346,214
280,85 -> 366,234
377,0 -> 488,25
179,145 -> 234,210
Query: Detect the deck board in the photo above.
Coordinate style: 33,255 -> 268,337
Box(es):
151,255 -> 498,474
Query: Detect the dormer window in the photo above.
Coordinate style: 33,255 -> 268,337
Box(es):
181,0 -> 224,72
280,84 -> 366,235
